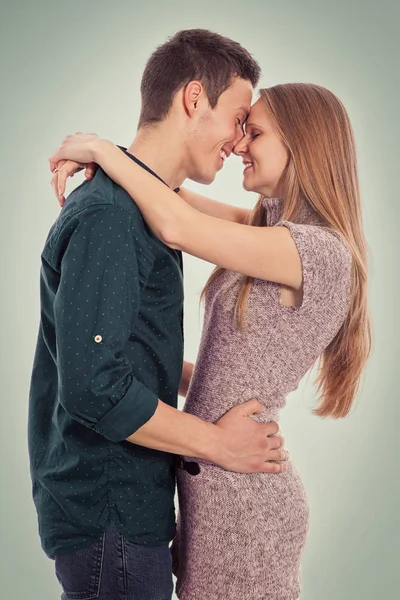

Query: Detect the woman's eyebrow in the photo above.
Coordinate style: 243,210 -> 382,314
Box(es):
244,121 -> 263,133
245,122 -> 262,129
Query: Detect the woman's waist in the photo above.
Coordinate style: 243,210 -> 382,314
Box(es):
183,391 -> 283,424
177,458 -> 306,497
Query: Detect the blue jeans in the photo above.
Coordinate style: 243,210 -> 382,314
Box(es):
52,522 -> 173,600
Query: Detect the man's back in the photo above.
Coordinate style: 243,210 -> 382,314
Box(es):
28,158 -> 184,556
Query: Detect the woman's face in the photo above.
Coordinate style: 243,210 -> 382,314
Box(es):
233,98 -> 289,197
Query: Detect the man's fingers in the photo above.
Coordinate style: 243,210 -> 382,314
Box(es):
266,434 -> 285,450
263,420 -> 280,436
261,461 -> 288,474
266,449 -> 290,462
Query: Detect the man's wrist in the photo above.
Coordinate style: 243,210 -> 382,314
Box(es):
194,421 -> 224,464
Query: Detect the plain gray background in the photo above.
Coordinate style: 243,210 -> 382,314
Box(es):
1,1 -> 399,598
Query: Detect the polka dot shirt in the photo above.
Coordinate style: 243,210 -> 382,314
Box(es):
28,156 -> 184,556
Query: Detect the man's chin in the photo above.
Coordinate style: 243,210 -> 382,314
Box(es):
193,171 -> 217,185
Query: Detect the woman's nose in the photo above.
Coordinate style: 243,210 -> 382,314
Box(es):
233,135 -> 248,156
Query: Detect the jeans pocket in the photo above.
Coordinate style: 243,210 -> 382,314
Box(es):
54,535 -> 105,600
123,539 -> 173,600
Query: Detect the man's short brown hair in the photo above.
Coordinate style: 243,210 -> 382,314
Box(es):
138,29 -> 261,128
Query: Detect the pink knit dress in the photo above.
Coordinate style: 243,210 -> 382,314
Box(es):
172,197 -> 353,600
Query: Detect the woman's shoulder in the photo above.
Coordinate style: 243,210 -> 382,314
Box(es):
275,220 -> 353,312
279,220 -> 352,266
318,225 -> 353,274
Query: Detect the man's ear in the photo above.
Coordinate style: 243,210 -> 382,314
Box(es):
183,81 -> 206,117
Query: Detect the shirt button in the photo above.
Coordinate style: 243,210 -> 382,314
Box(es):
94,335 -> 102,343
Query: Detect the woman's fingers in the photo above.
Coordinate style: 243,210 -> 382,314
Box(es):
57,160 -> 84,197
49,152 -> 61,174
50,159 -> 86,206
49,144 -> 68,166
49,132 -> 100,166
51,159 -> 66,206
84,162 -> 98,180
48,134 -> 101,204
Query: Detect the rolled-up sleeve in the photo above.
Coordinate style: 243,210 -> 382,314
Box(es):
52,206 -> 158,442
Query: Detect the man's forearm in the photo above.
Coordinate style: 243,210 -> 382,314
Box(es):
126,399 -> 219,461
127,398 -> 289,475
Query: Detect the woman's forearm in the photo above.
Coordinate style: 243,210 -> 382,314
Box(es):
179,187 -> 250,224
179,361 -> 195,397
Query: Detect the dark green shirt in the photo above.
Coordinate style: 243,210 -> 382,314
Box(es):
28,152 -> 184,556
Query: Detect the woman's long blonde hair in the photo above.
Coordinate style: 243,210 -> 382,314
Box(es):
201,83 -> 371,418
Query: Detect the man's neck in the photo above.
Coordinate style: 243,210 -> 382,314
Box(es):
126,123 -> 188,190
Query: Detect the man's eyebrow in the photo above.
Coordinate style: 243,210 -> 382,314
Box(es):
239,106 -> 250,119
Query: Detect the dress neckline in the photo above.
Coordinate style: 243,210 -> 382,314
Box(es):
261,196 -> 326,227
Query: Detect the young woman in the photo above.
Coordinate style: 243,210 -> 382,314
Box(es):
50,83 -> 371,600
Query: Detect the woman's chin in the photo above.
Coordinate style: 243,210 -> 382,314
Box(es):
242,178 -> 255,192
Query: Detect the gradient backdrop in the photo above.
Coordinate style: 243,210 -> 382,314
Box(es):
1,1 -> 398,598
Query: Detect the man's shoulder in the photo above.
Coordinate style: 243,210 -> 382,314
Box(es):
62,168 -> 144,220
43,169 -> 152,264
51,168 -> 148,235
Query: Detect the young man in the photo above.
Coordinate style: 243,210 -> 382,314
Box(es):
29,30 -> 287,600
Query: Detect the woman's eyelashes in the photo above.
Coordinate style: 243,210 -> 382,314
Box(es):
248,130 -> 260,140
244,125 -> 260,140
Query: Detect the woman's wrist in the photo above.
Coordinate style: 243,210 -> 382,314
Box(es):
92,138 -> 116,166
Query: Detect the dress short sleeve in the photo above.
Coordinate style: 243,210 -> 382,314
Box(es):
276,221 -> 353,313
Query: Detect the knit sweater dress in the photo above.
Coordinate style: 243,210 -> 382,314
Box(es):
171,197 -> 353,600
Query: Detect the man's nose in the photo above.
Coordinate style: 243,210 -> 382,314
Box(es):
233,134 -> 248,156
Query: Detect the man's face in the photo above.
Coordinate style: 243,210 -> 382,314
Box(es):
185,77 -> 252,184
